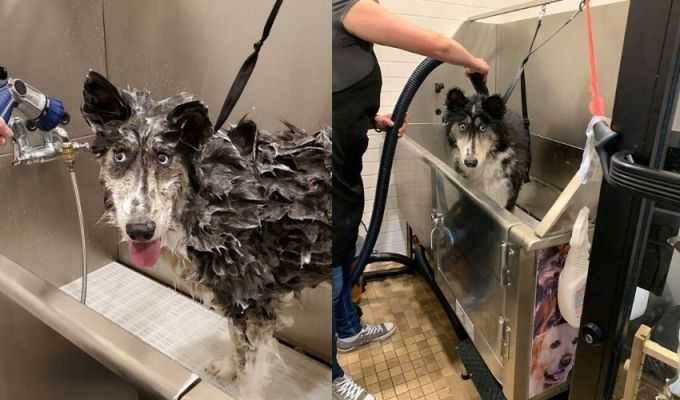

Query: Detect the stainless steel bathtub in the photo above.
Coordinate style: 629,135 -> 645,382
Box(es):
0,254 -> 329,400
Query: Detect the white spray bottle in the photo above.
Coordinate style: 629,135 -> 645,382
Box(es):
558,207 -> 591,329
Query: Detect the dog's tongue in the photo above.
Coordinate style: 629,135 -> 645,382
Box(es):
128,240 -> 161,268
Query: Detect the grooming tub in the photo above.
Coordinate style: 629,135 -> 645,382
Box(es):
391,2 -> 632,399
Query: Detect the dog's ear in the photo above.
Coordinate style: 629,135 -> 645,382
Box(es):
167,100 -> 213,152
446,88 -> 468,111
482,95 -> 506,120
82,71 -> 132,131
229,116 -> 257,155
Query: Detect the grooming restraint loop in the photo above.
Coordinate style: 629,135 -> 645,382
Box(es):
213,0 -> 284,132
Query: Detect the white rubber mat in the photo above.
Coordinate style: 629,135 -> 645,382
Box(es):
61,262 -> 329,399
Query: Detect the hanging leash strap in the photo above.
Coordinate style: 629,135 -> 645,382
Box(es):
518,7 -> 544,132
584,0 -> 605,116
520,72 -> 530,130
578,0 -> 608,184
503,2 -> 585,104
213,0 -> 284,132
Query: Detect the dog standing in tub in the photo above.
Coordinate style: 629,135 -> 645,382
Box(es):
443,85 -> 531,210
81,71 -> 331,390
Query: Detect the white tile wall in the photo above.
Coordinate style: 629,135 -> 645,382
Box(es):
363,0 -> 626,254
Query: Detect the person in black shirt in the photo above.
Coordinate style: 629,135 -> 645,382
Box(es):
332,1 -> 489,399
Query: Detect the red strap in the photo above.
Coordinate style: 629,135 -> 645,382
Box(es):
585,0 -> 605,116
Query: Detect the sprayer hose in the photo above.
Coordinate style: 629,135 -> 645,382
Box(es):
69,169 -> 88,304
351,57 -> 443,285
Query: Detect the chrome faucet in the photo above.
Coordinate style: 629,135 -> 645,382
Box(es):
1,67 -> 89,167
9,117 -> 65,166
9,117 -> 90,166
1,66 -> 90,304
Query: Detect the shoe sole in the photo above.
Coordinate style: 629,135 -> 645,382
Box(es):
337,328 -> 397,353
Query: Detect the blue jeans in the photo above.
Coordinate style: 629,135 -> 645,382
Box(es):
332,263 -> 362,380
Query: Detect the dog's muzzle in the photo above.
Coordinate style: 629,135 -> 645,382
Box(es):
126,221 -> 156,241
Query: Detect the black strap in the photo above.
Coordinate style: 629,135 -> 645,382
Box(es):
520,69 -> 530,131
502,6 -> 583,103
521,66 -> 532,182
213,0 -> 284,132
503,18 -> 542,103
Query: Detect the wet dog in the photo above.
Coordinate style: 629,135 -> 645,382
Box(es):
530,323 -> 578,396
81,71 -> 331,380
444,87 -> 530,210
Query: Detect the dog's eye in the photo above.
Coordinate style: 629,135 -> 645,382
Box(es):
458,123 -> 467,131
113,150 -> 127,163
157,153 -> 171,165
550,340 -> 561,349
479,124 -> 487,133
572,338 -> 578,345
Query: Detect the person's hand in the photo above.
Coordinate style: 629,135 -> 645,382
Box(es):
0,119 -> 12,146
465,57 -> 490,79
375,113 -> 408,137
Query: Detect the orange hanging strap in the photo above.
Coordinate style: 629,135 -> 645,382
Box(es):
585,0 -> 605,116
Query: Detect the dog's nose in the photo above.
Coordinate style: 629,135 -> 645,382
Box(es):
559,354 -> 573,368
126,221 -> 156,241
464,159 -> 478,168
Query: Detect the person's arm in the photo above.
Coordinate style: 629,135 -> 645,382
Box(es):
0,119 -> 12,145
343,0 -> 489,75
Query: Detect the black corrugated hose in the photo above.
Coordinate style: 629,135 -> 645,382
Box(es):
350,57 -> 443,285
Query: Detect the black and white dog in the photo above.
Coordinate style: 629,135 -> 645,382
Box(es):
444,86 -> 530,210
81,71 -> 331,380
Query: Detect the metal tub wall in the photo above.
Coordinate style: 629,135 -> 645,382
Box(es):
0,1 -> 134,398
431,168 -> 511,382
404,2 -> 628,191
497,2 -> 628,189
103,0 -> 331,132
394,137 -> 520,386
0,0 -> 331,397
394,137 -> 571,400
407,22 -> 498,126
0,255 -> 230,400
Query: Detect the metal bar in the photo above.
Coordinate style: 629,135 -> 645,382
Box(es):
467,0 -> 564,22
570,0 -> 680,398
181,382 -> 231,400
0,254 -> 232,400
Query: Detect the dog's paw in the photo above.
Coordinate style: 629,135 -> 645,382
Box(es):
205,357 -> 238,382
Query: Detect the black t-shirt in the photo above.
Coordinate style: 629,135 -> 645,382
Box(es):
332,0 -> 378,92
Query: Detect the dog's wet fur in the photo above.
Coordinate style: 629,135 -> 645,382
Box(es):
81,71 -> 331,378
444,86 -> 530,210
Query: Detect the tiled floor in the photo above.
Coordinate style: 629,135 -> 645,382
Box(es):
338,273 -> 481,400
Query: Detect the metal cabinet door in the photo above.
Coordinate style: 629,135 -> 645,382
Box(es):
431,167 -> 512,383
